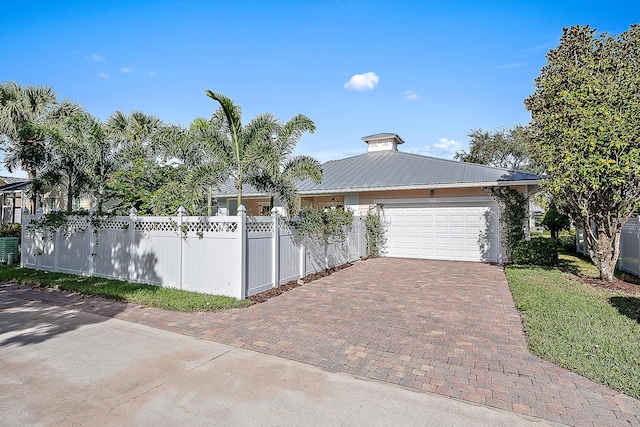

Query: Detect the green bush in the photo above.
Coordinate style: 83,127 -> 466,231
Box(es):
557,229 -> 576,251
511,237 -> 558,266
365,209 -> 385,257
0,223 -> 21,238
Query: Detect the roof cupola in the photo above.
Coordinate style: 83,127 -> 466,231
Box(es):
362,133 -> 405,152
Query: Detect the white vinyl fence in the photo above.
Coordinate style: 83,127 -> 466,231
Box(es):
576,217 -> 640,276
21,206 -> 367,299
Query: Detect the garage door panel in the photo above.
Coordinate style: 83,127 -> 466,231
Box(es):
449,214 -> 464,223
384,202 -> 500,263
434,225 -> 449,234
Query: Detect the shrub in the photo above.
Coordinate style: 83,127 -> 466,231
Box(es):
557,229 -> 577,252
511,237 -> 558,266
541,203 -> 570,240
365,208 -> 385,257
0,223 -> 21,238
486,186 -> 527,261
292,206 -> 353,245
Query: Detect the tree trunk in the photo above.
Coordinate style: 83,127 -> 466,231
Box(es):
27,168 -> 38,214
66,177 -> 73,214
591,232 -> 617,282
236,174 -> 243,215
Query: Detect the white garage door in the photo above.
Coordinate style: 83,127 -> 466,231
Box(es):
383,202 -> 501,263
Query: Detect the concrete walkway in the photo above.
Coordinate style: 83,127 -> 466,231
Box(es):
3,258 -> 640,426
0,293 -> 555,426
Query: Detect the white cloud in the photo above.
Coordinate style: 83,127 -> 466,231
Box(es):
85,54 -> 105,62
121,67 -> 132,73
404,90 -> 419,100
405,137 -> 461,160
344,72 -> 379,91
149,71 -> 156,77
98,72 -> 110,80
435,137 -> 459,151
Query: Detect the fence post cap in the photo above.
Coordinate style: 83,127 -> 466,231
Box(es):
177,206 -> 187,217
271,207 -> 279,217
129,207 -> 138,218
237,205 -> 246,216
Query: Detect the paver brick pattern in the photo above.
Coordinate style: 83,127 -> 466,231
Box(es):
4,258 -> 640,427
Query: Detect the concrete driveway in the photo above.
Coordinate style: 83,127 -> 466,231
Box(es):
2,258 -> 640,426
0,290 -> 554,426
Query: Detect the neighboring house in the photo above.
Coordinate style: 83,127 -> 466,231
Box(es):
41,186 -> 92,214
0,177 -> 29,224
214,133 -> 540,264
0,176 -> 95,219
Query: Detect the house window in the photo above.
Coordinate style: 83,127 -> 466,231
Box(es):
49,197 -> 57,211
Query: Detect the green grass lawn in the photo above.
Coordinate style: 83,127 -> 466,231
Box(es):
0,265 -> 252,312
506,250 -> 640,399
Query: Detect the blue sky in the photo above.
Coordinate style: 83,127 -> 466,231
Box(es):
2,0 -> 639,177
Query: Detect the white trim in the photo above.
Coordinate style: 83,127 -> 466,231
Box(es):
373,196 -> 495,205
296,180 -> 540,195
213,181 -> 541,198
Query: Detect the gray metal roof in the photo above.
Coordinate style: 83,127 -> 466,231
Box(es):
0,180 -> 29,192
0,176 -> 27,185
213,150 -> 540,197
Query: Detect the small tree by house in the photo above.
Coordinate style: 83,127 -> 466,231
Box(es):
541,203 -> 570,241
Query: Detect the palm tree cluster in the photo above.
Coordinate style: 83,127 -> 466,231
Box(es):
0,82 -> 321,216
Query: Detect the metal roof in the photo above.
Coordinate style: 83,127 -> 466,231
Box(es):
0,180 -> 29,192
213,150 -> 540,197
0,176 -> 28,185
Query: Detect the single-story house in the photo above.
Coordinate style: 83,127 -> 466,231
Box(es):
0,177 -> 30,223
0,176 -> 95,219
214,133 -> 540,264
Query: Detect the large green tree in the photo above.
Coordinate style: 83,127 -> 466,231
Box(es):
525,24 -> 640,281
455,125 -> 531,171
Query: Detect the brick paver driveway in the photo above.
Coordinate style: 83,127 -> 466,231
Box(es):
5,258 -> 640,426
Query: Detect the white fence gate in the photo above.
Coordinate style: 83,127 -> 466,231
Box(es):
21,206 -> 367,299
576,217 -> 640,277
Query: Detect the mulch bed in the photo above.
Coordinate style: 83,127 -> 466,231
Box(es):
247,262 -> 354,304
580,274 -> 640,295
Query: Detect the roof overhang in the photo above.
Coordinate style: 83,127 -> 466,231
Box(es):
212,179 -> 542,198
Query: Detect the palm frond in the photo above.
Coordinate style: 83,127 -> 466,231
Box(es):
283,155 -> 323,184
204,90 -> 242,135
279,114 -> 316,158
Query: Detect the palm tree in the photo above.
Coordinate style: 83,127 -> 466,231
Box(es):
0,81 -> 81,210
106,110 -> 163,163
204,90 -> 315,214
248,115 -> 322,216
146,117 -> 228,215
203,90 -> 279,212
39,112 -> 96,213
84,115 -> 122,213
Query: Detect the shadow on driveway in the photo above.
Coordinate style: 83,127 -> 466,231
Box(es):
0,283 -> 124,348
